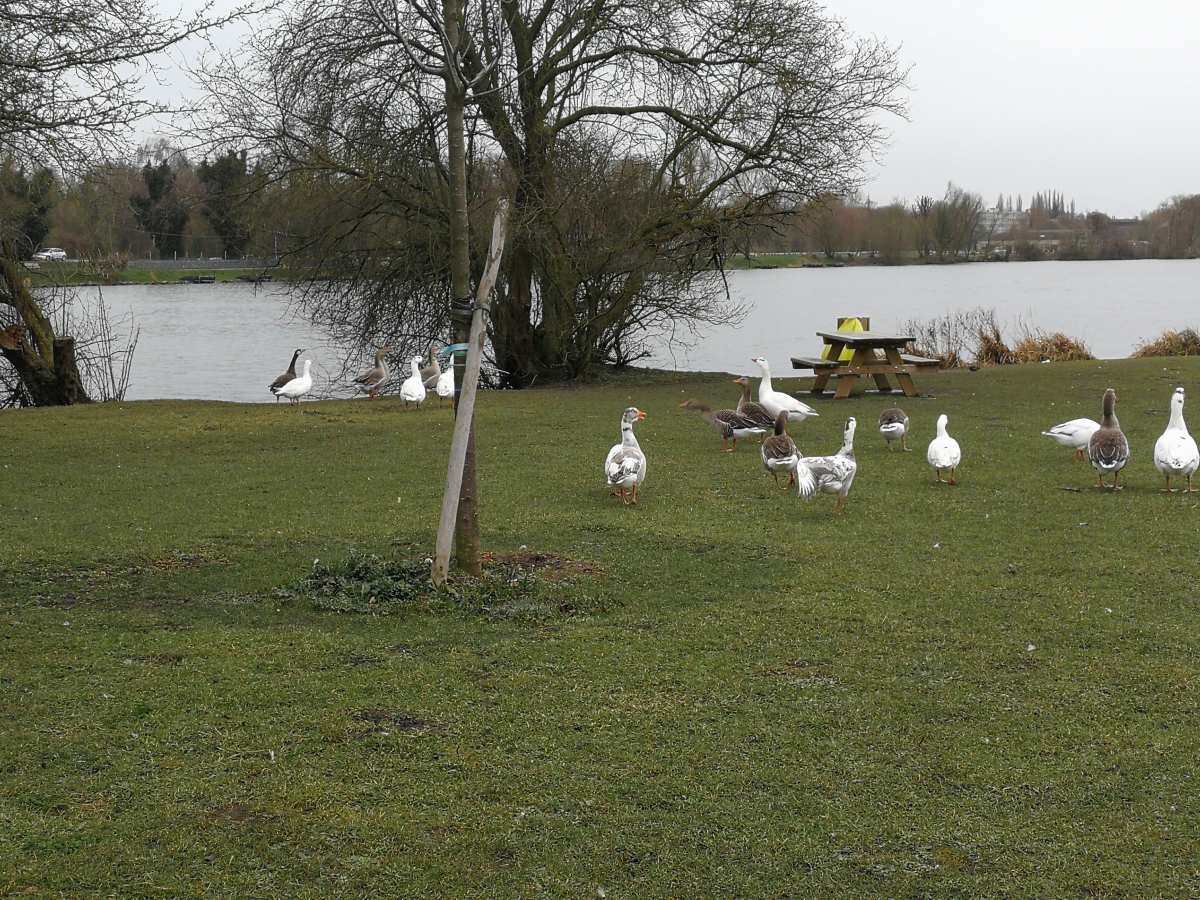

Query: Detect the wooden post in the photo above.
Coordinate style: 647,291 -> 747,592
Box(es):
431,200 -> 509,588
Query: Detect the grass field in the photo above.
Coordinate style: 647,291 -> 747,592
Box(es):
2,359 -> 1199,897
25,264 -> 273,285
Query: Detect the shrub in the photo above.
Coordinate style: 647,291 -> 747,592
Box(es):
974,323 -> 1014,365
1012,330 -> 1094,362
1132,329 -> 1200,357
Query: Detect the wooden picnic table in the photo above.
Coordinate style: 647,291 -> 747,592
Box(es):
791,330 -> 939,399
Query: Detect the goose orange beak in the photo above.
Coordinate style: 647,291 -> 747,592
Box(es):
637,409 -> 646,420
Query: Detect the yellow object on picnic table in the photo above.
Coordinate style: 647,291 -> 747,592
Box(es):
819,317 -> 864,362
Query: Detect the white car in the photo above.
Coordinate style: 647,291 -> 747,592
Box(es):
31,247 -> 67,261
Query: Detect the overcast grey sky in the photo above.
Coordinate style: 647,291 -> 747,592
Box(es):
157,0 -> 1199,218
832,0 -> 1200,216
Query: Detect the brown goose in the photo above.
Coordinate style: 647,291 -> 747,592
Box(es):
761,410 -> 800,489
1088,388 -> 1130,489
420,342 -> 442,390
679,400 -> 763,452
269,348 -> 303,402
733,376 -> 778,434
878,407 -> 910,451
353,347 -> 393,399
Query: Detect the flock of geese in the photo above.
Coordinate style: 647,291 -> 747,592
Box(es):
605,356 -> 1200,509
267,344 -> 455,408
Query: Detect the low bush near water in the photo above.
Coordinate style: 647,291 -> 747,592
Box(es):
901,307 -> 1093,366
1132,328 -> 1200,357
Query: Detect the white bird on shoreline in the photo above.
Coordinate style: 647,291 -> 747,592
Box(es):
399,357 -> 427,410
1153,386 -> 1198,492
926,413 -> 961,484
269,348 -> 303,402
435,366 -> 454,407
275,359 -> 312,405
1042,417 -> 1100,461
751,356 -> 818,423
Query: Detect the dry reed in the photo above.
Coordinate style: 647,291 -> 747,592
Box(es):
1132,329 -> 1200,357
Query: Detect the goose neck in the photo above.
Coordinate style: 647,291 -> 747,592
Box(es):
1169,398 -> 1186,431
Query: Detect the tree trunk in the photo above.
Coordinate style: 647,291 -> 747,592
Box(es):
492,243 -> 537,386
442,0 -> 480,576
0,257 -> 91,406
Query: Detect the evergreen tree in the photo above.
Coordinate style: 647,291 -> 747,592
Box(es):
0,159 -> 57,258
197,150 -> 253,257
130,160 -> 189,256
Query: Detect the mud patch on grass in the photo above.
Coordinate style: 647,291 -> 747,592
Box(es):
349,708 -> 433,737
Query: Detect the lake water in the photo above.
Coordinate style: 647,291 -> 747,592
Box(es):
85,259 -> 1199,402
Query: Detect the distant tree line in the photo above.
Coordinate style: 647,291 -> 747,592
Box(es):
749,184 -> 1200,262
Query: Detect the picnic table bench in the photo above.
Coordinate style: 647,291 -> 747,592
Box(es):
791,325 -> 939,399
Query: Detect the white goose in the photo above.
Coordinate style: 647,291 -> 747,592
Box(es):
926,413 -> 961,484
605,407 -> 647,504
435,366 -> 454,408
275,359 -> 312,405
796,417 -> 857,513
1041,417 -> 1100,461
751,357 -> 818,423
399,357 -> 427,410
1154,386 -> 1199,492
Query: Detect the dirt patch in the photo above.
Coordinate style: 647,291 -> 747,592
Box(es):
480,550 -> 597,582
350,708 -> 432,734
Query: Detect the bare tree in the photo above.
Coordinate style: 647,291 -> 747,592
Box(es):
0,0 -> 247,405
203,0 -> 908,384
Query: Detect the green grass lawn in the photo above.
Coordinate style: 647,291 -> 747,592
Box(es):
2,359 -> 1199,897
25,264 -> 275,285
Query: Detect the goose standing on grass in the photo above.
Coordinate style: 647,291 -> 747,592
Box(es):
878,407 -> 910,451
796,417 -> 858,513
926,413 -> 961,484
420,342 -> 442,390
1154,386 -> 1198,492
1088,388 -> 1129,489
761,410 -> 800,489
353,347 -> 393,399
679,400 -> 762,452
1041,417 -> 1100,461
435,365 -> 455,408
399,356 -> 427,410
605,407 -> 647,504
733,376 -> 778,434
751,357 -> 819,423
269,348 -> 303,401
276,359 -> 312,405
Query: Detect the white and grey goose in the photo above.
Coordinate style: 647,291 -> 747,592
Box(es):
1088,388 -> 1129,489
399,356 -> 427,410
353,346 -> 393,399
761,410 -> 800,489
796,417 -> 857,513
926,413 -> 961,484
878,407 -> 910,451
434,365 -> 455,407
750,357 -> 818,423
1041,417 -> 1100,461
1154,386 -> 1198,492
275,359 -> 313,405
605,407 -> 647,504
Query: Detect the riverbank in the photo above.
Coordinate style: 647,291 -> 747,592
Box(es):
3,358 -> 1199,896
